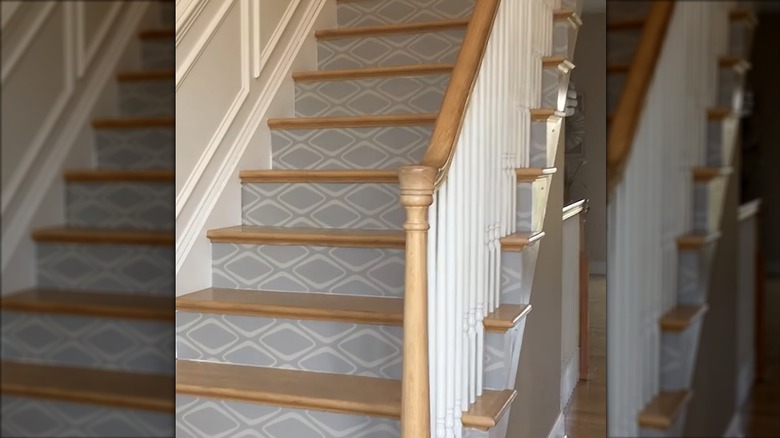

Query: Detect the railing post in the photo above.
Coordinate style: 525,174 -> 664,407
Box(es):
398,165 -> 436,438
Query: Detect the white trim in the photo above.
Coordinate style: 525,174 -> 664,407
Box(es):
738,199 -> 761,221
723,412 -> 743,437
562,199 -> 585,221
175,0 -> 235,89
76,1 -> 122,77
176,0 -> 208,45
546,410 -> 566,438
1,3 -> 149,270
254,0 -> 301,78
176,0 -> 327,273
1,2 -> 57,84
175,0 -> 250,218
590,261 -> 606,275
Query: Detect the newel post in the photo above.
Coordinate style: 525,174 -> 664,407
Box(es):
398,165 -> 436,438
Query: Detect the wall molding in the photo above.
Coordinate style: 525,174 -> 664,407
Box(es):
176,0 -> 327,273
1,3 -> 149,270
253,0 -> 301,78
75,1 -> 122,78
1,2 -> 57,84
175,0 -> 237,90
175,0 -> 207,45
1,1 -> 23,30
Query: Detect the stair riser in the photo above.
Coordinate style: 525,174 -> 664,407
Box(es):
2,312 -> 173,375
729,22 -> 753,60
660,320 -> 703,391
295,75 -> 449,117
212,243 -> 405,297
500,245 -> 540,305
484,321 -> 526,390
337,0 -> 474,28
552,18 -> 579,60
692,179 -> 727,235
607,29 -> 642,64
530,117 -> 562,168
705,118 -> 738,167
542,65 -> 573,113
677,245 -> 716,306
638,411 -> 687,438
516,176 -> 552,233
318,31 -> 465,71
271,126 -> 430,170
36,243 -> 174,295
141,39 -> 174,70
242,182 -> 403,230
717,69 -> 745,112
96,127 -> 174,169
119,80 -> 175,117
66,182 -> 174,231
2,396 -> 173,437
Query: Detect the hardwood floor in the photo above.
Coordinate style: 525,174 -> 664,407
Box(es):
564,275 -> 607,437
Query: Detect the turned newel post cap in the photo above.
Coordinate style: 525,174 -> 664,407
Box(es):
398,165 -> 437,206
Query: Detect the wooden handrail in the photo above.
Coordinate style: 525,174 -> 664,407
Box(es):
607,1 -> 676,192
420,0 -> 501,188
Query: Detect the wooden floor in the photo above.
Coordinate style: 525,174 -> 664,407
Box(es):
564,275 -> 607,437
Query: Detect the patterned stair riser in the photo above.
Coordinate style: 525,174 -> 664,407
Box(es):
36,243 -> 174,295
660,321 -> 703,391
542,65 -> 573,113
717,69 -> 745,112
705,117 -> 739,167
500,245 -> 541,305
692,178 -> 727,234
2,312 -> 173,375
530,116 -> 562,168
318,31 -> 465,70
119,80 -> 175,117
242,182 -> 403,230
1,396 -> 173,438
95,127 -> 174,169
212,243 -> 405,297
607,71 -> 625,115
337,0 -> 474,28
676,245 -> 716,306
295,75 -> 449,117
606,29 -> 642,64
141,38 -> 174,70
552,17 -> 580,60
66,182 -> 174,231
271,126 -> 431,170
515,176 -> 552,233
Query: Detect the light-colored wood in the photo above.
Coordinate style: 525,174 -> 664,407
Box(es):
315,18 -> 469,40
117,69 -> 174,81
554,8 -> 579,22
531,108 -> 565,121
240,169 -> 398,184
730,9 -> 758,26
207,225 -> 406,248
692,166 -> 732,182
708,107 -> 732,120
500,231 -> 546,252
659,304 -> 708,332
607,2 -> 675,192
542,56 -> 574,70
607,18 -> 646,30
64,169 -> 174,182
420,0 -> 500,188
268,113 -> 437,130
607,63 -> 630,74
719,56 -> 751,73
92,116 -> 174,129
676,231 -> 721,250
637,390 -> 693,429
1,289 -> 173,321
293,64 -> 455,82
1,361 -> 173,412
139,28 -> 174,39
516,167 -> 557,181
398,165 -> 436,438
31,227 -> 174,246
462,389 -> 517,430
484,304 -> 532,332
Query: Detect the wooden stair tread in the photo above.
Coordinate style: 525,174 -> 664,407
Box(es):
117,69 -> 174,81
293,64 -> 455,82
1,361 -> 173,412
240,169 -> 398,183
207,225 -> 406,248
64,169 -> 174,182
92,116 -> 174,129
692,166 -> 732,182
707,108 -> 732,120
637,390 -> 693,429
542,56 -> 574,69
607,63 -> 630,74
516,167 -> 557,181
719,56 -> 751,71
32,227 -> 174,246
315,18 -> 469,40
176,360 -> 515,429
1,289 -> 173,321
677,231 -> 721,250
501,231 -> 546,252
607,18 -> 646,30
659,304 -> 708,332
553,8 -> 581,24
177,288 -> 529,332
531,108 -> 566,121
139,28 -> 175,39
268,113 -> 438,130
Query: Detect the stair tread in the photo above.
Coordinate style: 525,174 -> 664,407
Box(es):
637,390 -> 693,429
64,169 -> 174,182
139,28 -> 175,39
240,169 -> 399,183
607,18 -> 646,30
176,360 -> 515,429
719,56 -> 751,71
293,64 -> 455,81
207,225 -> 405,248
315,18 -> 469,41
542,56 -> 574,68
676,231 -> 721,250
501,231 -> 546,252
177,288 -> 529,332
268,113 -> 438,130
708,108 -> 732,120
117,69 -> 174,81
553,8 -> 580,22
692,166 -> 732,181
92,116 -> 174,129
659,304 -> 708,332
1,361 -> 173,412
531,108 -> 566,121
32,227 -> 174,246
516,167 -> 557,181
2,288 -> 173,321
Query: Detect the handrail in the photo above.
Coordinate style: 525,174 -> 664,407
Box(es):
419,0 -> 501,188
606,1 -> 675,191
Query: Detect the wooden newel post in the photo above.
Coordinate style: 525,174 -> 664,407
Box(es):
398,165 -> 436,438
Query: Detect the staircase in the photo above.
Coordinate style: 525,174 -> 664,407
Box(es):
607,1 -> 755,436
0,3 -> 175,437
175,0 -> 581,436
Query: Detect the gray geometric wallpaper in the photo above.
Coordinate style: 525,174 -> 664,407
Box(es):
66,182 -> 174,230
141,38 -> 174,71
95,127 -> 174,169
337,0 -> 474,28
119,80 -> 175,117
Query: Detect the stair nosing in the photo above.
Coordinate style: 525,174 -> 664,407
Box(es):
31,227 -> 174,246
531,108 -> 566,121
692,166 -> 732,182
542,56 -> 575,70
637,390 -> 693,430
207,225 -> 405,248
554,8 -> 582,26
676,231 -> 721,250
315,18 -> 470,41
659,304 -> 708,332
501,231 -> 546,252
293,64 -> 455,82
516,167 -> 557,181
64,169 -> 174,183
268,113 -> 438,130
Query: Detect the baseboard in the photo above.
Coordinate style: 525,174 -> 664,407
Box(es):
723,411 -> 743,437
590,261 -> 606,275
547,410 -> 566,438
